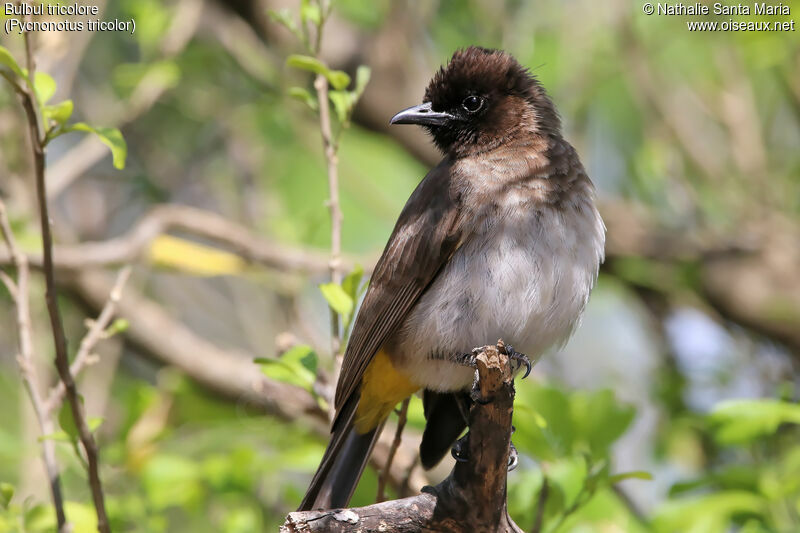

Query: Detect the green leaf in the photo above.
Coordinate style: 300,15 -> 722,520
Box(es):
255,345 -> 317,390
300,2 -> 322,26
286,54 -> 328,76
608,470 -> 653,484
281,344 -> 318,376
328,90 -> 352,123
65,123 -> 127,169
287,86 -> 318,111
58,398 -> 81,441
514,385 -> 574,460
354,65 -> 371,97
342,265 -> 364,301
709,399 -> 800,445
326,70 -> 351,91
0,45 -> 25,79
0,482 -> 13,509
268,8 -> 299,34
106,317 -> 130,335
319,282 -> 354,317
38,430 -> 72,442
33,72 -> 56,105
653,491 -> 766,532
286,55 -> 351,90
43,99 -> 73,126
571,388 -> 635,457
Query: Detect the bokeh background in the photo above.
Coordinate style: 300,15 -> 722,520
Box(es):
1,0 -> 799,531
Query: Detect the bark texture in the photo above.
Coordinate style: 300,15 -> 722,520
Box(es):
282,342 -> 523,533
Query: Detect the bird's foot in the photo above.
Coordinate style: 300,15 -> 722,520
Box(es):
508,440 -> 519,471
455,349 -> 492,403
451,432 -> 520,471
454,348 -> 482,369
504,344 -> 532,379
451,433 -> 469,463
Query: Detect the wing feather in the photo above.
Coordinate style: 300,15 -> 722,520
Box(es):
333,161 -> 464,425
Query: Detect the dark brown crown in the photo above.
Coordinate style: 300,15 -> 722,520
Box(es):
424,46 -> 561,138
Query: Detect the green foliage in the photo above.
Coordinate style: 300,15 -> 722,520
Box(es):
106,318 -> 130,336
43,99 -> 74,126
286,55 -> 351,90
508,381 -> 646,531
287,86 -> 318,111
319,282 -> 354,317
32,72 -> 56,107
320,264 -> 365,340
0,45 -> 127,169
1,2 -> 799,532
709,399 -> 800,445
255,345 -> 318,393
0,484 -> 12,510
58,123 -> 127,170
0,45 -> 24,79
514,383 -> 635,461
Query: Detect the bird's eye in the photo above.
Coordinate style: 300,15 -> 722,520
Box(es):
461,95 -> 483,113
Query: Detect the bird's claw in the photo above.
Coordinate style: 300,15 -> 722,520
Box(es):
508,441 -> 519,471
451,433 -> 520,471
455,347 -> 482,369
451,434 -> 469,463
505,344 -> 531,379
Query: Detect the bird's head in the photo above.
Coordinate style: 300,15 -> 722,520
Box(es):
390,46 -> 560,157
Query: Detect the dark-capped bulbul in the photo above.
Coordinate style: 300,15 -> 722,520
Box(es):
299,46 -> 605,511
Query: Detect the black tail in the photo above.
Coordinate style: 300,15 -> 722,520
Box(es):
298,396 -> 384,511
419,390 -> 470,470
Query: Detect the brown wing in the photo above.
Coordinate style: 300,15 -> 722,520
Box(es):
333,160 -> 465,424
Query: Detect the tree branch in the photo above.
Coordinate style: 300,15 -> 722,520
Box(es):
45,265 -> 132,413
0,199 -> 67,531
62,267 -> 429,494
310,0 -> 346,396
15,29 -> 111,532
282,342 -> 523,533
0,204 -> 369,276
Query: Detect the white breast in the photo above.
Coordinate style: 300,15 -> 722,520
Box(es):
389,185 -> 605,392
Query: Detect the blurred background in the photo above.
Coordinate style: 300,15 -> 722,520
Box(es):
1,0 -> 799,531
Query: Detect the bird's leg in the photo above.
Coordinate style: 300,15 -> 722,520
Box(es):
453,346 -> 525,469
455,348 -> 492,404
504,344 -> 532,379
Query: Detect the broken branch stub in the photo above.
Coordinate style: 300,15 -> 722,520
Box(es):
282,341 -> 523,533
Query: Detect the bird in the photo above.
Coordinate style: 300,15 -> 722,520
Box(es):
298,46 -> 605,511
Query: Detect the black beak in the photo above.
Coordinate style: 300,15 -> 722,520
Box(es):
390,102 -> 454,126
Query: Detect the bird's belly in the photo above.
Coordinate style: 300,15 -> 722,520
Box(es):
388,205 -> 603,392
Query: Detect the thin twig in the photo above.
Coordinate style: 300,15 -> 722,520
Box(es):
376,398 -> 410,502
16,29 -> 111,533
0,268 -> 17,299
530,475 -> 549,533
0,200 -> 68,531
45,266 -> 132,412
310,0 -> 345,415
